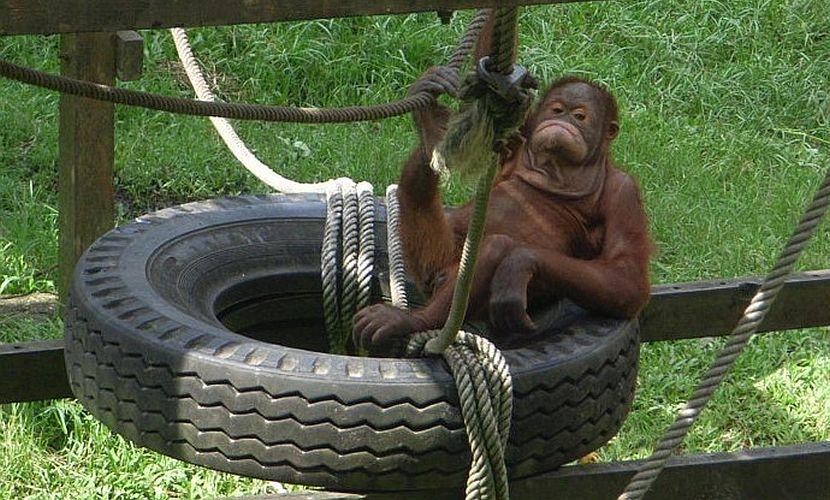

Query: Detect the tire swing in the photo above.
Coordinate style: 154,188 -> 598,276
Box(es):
59,8 -> 640,494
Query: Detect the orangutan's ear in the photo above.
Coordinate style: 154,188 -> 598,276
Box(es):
607,121 -> 620,141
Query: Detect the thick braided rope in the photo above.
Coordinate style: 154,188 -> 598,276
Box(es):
407,331 -> 513,500
321,188 -> 344,344
398,8 -> 521,499
0,11 -> 489,124
424,7 -> 524,355
618,167 -> 830,500
339,182 -> 361,350
385,185 -> 410,309
322,180 -> 377,352
356,182 -> 376,312
427,158 -> 501,355
448,10 -> 492,71
488,8 -> 520,75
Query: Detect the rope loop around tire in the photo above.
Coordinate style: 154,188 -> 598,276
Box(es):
407,330 -> 513,500
321,180 -> 377,354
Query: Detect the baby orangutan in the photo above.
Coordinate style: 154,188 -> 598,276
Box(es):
353,69 -> 652,352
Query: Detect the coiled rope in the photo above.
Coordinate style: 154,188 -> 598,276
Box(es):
321,9 -> 523,498
407,331 -> 513,499
618,168 -> 830,499
320,181 -> 378,354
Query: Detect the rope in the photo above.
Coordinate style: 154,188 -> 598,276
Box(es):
407,331 -> 513,500
170,28 -> 341,192
321,187 -> 344,349
425,159 -> 502,354
385,185 -> 410,309
356,182 -> 376,313
618,167 -> 830,499
488,8 -> 520,75
424,7 -> 528,356
339,182 -> 361,348
320,180 -> 377,354
0,11 -> 489,124
405,8 -> 522,500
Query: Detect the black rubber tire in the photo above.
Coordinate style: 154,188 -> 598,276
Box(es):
64,194 -> 639,491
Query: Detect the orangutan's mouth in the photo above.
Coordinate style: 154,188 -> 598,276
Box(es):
534,121 -> 580,139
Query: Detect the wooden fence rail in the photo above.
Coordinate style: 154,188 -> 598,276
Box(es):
0,0 -> 600,35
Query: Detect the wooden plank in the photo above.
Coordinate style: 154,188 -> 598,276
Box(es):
0,340 -> 68,403
57,32 -> 116,302
229,442 -> 830,499
641,270 -> 830,341
509,441 -> 830,500
115,30 -> 144,81
4,271 -> 830,403
0,0 -> 594,35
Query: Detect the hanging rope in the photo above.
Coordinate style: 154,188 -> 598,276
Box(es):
424,7 -> 531,355
618,167 -> 830,499
0,11 -> 489,124
407,331 -> 513,499
404,8 -> 532,500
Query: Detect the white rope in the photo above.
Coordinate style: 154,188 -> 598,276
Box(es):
385,185 -> 410,309
171,28 -> 410,352
321,188 -> 344,347
339,182 -> 361,344
172,27 -> 382,351
170,27 -> 345,193
356,182 -> 376,312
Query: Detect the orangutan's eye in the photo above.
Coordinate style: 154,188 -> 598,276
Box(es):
573,111 -> 587,121
551,105 -> 565,115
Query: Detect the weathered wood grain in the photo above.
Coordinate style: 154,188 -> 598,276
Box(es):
0,0 -> 595,35
115,30 -> 143,81
57,32 -> 116,301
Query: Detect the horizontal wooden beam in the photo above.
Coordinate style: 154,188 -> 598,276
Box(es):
3,270 -> 830,403
641,269 -> 830,341
0,340 -> 68,404
0,0 -> 592,36
235,442 -> 830,499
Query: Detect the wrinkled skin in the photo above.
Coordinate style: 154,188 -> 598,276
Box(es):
353,26 -> 652,353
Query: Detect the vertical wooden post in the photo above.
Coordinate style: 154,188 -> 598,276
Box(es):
58,33 -> 117,302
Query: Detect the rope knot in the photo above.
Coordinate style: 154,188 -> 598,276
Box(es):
475,57 -> 537,104
406,330 -> 514,500
430,61 -> 536,179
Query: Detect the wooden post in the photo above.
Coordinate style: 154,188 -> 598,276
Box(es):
58,33 -> 117,302
115,31 -> 144,81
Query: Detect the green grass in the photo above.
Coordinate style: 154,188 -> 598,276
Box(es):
2,0 -> 830,496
